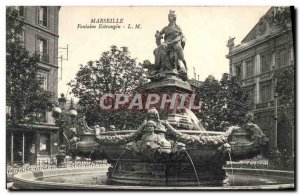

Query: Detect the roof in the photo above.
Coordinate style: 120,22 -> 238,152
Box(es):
227,7 -> 292,57
241,7 -> 274,43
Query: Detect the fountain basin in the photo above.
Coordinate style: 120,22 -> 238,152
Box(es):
71,120 -> 269,186
12,166 -> 294,190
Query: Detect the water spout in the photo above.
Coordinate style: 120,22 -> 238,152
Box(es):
252,158 -> 266,178
184,151 -> 200,187
88,150 -> 94,159
111,150 -> 127,178
228,152 -> 234,185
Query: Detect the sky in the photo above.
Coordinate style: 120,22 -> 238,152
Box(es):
58,6 -> 270,97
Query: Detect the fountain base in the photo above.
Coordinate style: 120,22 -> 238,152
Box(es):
12,166 -> 294,189
107,161 -> 228,186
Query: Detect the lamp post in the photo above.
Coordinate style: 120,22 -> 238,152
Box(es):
52,94 -> 77,168
57,93 -> 66,149
274,78 -> 278,148
66,99 -> 78,123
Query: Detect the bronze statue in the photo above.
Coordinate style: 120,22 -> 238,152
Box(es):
154,10 -> 187,73
244,112 -> 264,140
142,10 -> 188,81
69,127 -> 80,147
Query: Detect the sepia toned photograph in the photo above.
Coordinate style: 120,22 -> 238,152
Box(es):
6,6 -> 295,190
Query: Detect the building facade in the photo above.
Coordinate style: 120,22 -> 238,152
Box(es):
6,6 -> 60,164
226,7 -> 294,156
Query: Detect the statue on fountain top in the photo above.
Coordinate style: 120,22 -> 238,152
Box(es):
143,10 -> 188,81
154,10 -> 186,70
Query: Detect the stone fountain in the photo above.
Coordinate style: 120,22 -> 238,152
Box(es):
73,109 -> 268,186
68,10 -> 269,186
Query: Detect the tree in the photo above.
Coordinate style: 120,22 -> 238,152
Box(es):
264,7 -> 292,30
196,74 -> 251,131
273,65 -> 294,158
219,73 -> 251,126
68,45 -> 147,129
6,7 -> 53,125
197,75 -> 224,131
274,65 -> 294,106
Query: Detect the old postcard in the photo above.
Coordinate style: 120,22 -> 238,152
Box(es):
6,6 -> 295,190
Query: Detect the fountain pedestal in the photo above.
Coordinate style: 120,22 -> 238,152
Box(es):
137,75 -> 193,94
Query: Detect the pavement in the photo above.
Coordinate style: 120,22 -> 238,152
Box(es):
6,182 -> 13,189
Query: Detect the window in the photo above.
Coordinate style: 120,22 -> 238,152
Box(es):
246,87 -> 255,107
21,29 -> 26,46
261,83 -> 271,103
15,6 -> 24,17
37,37 -> 49,63
246,59 -> 254,78
277,49 -> 288,68
261,52 -> 271,73
6,105 -> 11,117
39,134 -> 50,155
290,47 -> 294,64
38,6 -> 48,27
37,73 -> 48,90
234,63 -> 242,80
